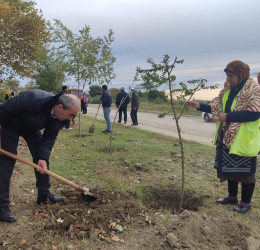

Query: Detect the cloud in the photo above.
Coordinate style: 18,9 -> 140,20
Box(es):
32,0 -> 260,88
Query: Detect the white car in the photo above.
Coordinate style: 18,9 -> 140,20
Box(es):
202,112 -> 212,122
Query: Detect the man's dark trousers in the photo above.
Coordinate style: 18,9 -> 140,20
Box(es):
130,108 -> 138,125
118,106 -> 127,122
0,128 -> 50,208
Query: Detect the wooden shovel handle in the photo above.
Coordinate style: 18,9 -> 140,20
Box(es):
0,148 -> 83,192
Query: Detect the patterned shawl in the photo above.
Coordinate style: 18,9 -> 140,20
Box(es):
210,77 -> 260,148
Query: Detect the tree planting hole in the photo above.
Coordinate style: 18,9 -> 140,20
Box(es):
141,184 -> 206,212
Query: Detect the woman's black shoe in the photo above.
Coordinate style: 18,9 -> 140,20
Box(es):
0,207 -> 17,223
234,205 -> 251,214
216,197 -> 238,205
37,193 -> 65,204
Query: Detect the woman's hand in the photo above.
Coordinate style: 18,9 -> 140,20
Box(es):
187,101 -> 200,109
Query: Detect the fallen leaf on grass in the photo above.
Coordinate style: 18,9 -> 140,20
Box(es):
32,210 -> 49,221
146,215 -> 152,225
40,211 -> 49,217
111,233 -> 120,242
57,218 -> 64,223
96,229 -> 105,240
20,239 -> 27,247
0,241 -> 8,246
32,210 -> 39,220
120,212 -> 131,223
109,222 -> 116,229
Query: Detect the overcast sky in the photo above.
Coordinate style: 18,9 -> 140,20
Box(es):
33,0 -> 260,90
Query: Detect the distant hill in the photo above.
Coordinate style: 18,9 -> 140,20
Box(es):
164,88 -> 221,101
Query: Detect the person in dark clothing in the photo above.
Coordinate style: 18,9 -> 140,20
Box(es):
187,60 -> 260,214
4,94 -> 9,101
100,85 -> 112,133
115,87 -> 129,124
130,88 -> 139,126
0,89 -> 80,223
61,86 -> 74,129
81,94 -> 88,114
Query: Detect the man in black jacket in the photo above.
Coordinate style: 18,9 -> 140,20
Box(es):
0,89 -> 80,223
115,87 -> 129,124
130,88 -> 139,125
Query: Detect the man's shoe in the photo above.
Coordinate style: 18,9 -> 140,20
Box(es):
124,121 -> 127,124
104,130 -> 111,134
37,193 -> 65,204
102,129 -> 108,133
117,120 -> 121,123
216,197 -> 238,205
0,207 -> 17,223
234,204 -> 251,214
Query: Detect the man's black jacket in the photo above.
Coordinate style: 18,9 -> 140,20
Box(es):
115,90 -> 129,108
0,89 -> 66,161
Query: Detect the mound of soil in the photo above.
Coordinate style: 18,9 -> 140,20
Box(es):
33,189 -> 147,241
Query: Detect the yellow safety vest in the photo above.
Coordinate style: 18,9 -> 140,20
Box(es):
214,88 -> 260,157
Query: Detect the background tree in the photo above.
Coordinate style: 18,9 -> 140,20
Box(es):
148,89 -> 168,102
137,55 -> 216,213
0,78 -> 19,100
109,87 -> 119,101
30,48 -> 66,93
52,20 -> 116,87
52,20 -> 116,137
89,85 -> 102,97
0,0 -> 49,81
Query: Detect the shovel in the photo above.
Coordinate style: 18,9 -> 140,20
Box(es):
0,148 -> 97,201
89,103 -> 101,133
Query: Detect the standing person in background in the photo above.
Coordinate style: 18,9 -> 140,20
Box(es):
130,88 -> 139,126
10,92 -> 15,98
187,60 -> 260,214
4,94 -> 9,101
0,89 -> 80,223
100,85 -> 112,134
61,85 -> 75,129
257,72 -> 260,85
115,87 -> 129,124
81,93 -> 88,114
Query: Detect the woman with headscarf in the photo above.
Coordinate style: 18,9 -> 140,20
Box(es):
187,60 -> 260,214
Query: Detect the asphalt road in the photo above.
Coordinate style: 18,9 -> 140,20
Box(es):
86,104 -> 216,146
